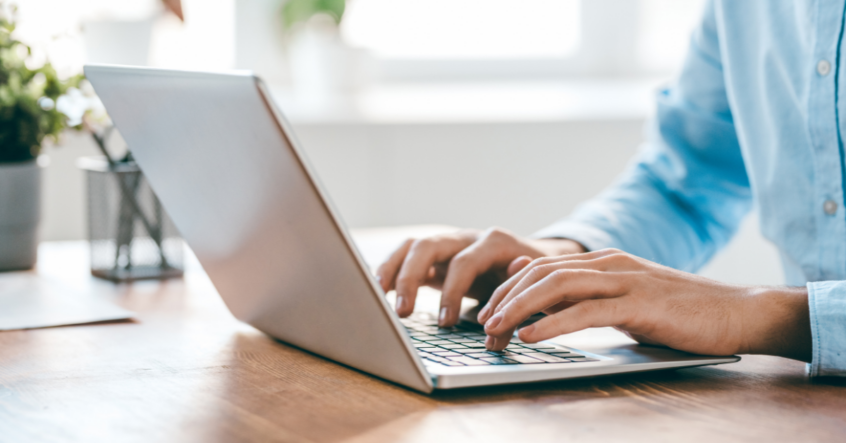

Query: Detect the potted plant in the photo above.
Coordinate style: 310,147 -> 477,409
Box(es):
0,4 -> 83,271
281,0 -> 373,97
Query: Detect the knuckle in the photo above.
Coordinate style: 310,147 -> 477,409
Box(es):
617,252 -> 637,264
489,286 -> 504,301
605,252 -> 625,262
527,265 -> 550,280
449,251 -> 472,267
411,238 -> 434,251
548,268 -> 572,282
395,274 -> 417,288
597,248 -> 623,256
529,256 -> 554,269
482,226 -> 511,241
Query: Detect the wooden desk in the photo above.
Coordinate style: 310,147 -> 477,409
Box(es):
2,229 -> 846,442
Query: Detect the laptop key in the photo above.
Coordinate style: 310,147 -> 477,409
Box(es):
447,356 -> 491,366
452,348 -> 481,354
425,340 -> 453,345
509,355 -> 545,364
521,343 -> 557,349
431,351 -> 461,357
485,350 -> 522,358
480,357 -> 520,365
525,353 -> 571,363
549,352 -> 575,358
467,353 -> 494,358
440,344 -> 468,349
505,348 -> 535,354
442,361 -> 465,366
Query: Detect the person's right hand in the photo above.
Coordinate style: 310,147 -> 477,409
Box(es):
375,227 -> 585,327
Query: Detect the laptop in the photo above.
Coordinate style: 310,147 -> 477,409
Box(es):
84,65 -> 740,393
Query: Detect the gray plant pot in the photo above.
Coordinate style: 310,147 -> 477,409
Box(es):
0,160 -> 42,271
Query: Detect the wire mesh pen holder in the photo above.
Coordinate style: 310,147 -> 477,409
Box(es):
79,157 -> 184,282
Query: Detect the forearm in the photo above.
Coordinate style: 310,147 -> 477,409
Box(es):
743,286 -> 811,362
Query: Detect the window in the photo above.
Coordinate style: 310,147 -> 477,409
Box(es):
341,0 -> 707,81
341,0 -> 580,60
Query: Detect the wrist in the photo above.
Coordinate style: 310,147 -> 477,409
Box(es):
742,286 -> 811,361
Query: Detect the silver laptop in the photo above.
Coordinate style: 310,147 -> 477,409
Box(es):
84,65 -> 740,393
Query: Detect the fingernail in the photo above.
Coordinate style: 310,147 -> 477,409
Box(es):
395,296 -> 405,312
485,335 -> 497,350
486,312 -> 503,331
519,324 -> 535,339
478,304 -> 491,322
439,307 -> 449,326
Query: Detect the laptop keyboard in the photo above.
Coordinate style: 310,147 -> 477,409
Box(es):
401,316 -> 599,367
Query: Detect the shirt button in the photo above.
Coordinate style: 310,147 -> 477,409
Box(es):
817,59 -> 831,76
824,200 -> 838,215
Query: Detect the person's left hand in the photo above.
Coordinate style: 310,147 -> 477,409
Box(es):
477,248 -> 812,362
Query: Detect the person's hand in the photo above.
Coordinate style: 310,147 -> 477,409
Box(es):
375,227 -> 585,327
479,248 -> 812,361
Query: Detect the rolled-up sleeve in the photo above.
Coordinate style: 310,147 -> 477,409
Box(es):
535,0 -> 751,273
807,281 -> 846,377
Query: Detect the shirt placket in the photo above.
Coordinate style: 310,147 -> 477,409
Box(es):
809,0 -> 846,282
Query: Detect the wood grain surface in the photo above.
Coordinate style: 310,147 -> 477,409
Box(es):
2,236 -> 846,443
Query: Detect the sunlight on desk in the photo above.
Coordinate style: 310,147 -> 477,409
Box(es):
0,229 -> 844,442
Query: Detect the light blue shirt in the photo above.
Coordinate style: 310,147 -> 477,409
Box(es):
536,0 -> 846,376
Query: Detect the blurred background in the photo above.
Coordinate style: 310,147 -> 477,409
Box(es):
14,0 -> 783,284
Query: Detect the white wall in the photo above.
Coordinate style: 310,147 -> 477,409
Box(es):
40,115 -> 783,286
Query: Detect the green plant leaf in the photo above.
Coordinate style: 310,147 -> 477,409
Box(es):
281,0 -> 345,30
0,3 -> 85,163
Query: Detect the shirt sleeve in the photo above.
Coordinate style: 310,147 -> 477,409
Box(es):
534,0 -> 751,272
807,281 -> 846,377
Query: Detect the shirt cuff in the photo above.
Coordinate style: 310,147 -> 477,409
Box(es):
807,281 -> 846,377
531,220 -> 620,253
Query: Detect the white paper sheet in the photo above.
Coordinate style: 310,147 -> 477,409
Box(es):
0,273 -> 134,331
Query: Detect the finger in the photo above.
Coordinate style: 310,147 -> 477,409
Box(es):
484,270 -> 628,346
394,236 -> 470,317
516,298 -> 633,344
507,256 -> 532,277
479,249 -> 620,324
482,250 -> 619,323
375,239 -> 414,292
438,230 -> 524,326
493,252 -> 631,318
